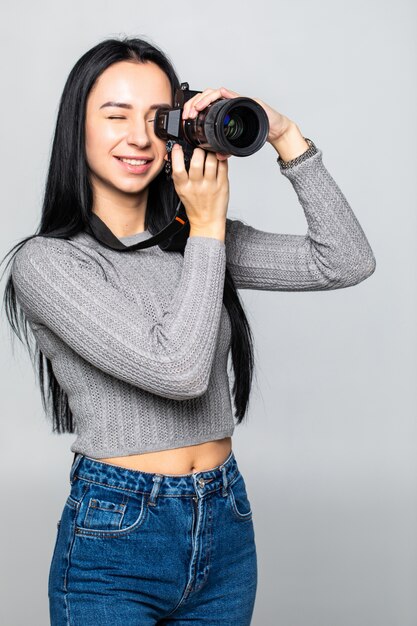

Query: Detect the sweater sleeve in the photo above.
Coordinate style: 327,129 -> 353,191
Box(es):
225,148 -> 376,291
11,234 -> 226,401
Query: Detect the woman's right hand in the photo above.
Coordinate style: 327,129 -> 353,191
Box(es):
168,144 -> 229,232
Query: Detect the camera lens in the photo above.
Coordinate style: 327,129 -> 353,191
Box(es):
223,112 -> 242,141
153,96 -> 269,157
222,106 -> 260,148
200,97 -> 269,156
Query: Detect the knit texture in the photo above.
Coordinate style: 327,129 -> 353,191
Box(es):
11,148 -> 376,458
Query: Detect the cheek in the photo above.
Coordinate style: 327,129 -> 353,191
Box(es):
85,122 -> 118,166
155,139 -> 168,160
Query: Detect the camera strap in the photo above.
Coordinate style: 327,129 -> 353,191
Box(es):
83,198 -> 190,253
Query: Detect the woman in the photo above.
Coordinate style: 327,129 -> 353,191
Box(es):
3,37 -> 375,624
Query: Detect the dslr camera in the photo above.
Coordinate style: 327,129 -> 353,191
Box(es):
153,81 -> 269,173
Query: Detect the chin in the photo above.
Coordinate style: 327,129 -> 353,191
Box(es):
114,182 -> 149,194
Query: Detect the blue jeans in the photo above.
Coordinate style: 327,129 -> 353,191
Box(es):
48,449 -> 258,625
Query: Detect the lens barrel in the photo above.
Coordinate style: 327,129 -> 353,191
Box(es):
154,96 -> 269,157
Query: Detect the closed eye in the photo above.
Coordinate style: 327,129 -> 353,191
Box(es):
107,116 -> 155,123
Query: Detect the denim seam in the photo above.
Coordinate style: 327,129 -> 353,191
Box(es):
73,472 -> 240,498
65,495 -> 79,510
64,483 -> 90,625
228,480 -> 253,521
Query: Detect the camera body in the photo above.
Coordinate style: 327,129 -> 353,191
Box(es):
153,82 -> 269,169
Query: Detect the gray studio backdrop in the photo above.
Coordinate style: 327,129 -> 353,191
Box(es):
1,1 -> 415,624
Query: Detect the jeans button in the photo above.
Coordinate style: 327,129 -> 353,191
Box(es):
198,478 -> 206,487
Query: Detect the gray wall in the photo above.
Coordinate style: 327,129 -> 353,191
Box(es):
1,1 -> 415,624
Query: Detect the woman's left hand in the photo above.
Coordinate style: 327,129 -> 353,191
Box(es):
182,86 -> 293,160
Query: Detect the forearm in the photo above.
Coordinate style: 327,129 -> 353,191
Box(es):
270,120 -> 310,162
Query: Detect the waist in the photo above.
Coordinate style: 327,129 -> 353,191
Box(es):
87,437 -> 232,475
70,446 -> 239,496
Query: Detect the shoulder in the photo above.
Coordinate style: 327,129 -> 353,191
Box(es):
13,236 -> 54,271
16,234 -> 73,256
13,235 -> 70,270
12,235 -> 98,285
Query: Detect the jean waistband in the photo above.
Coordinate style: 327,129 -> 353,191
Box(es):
70,450 -> 239,498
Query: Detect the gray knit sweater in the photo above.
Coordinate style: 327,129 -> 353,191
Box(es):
11,147 -> 376,458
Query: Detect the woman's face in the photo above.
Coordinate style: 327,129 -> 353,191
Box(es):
85,60 -> 172,199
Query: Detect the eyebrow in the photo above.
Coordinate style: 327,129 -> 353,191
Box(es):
99,101 -> 172,110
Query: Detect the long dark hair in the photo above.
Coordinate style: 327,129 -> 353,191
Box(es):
1,36 -> 255,434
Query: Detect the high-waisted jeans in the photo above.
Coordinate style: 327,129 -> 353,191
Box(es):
48,449 -> 258,625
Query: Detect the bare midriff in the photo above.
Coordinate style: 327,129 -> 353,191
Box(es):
97,437 -> 232,475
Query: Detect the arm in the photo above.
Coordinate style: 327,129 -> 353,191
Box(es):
12,234 -> 226,400
225,144 -> 376,291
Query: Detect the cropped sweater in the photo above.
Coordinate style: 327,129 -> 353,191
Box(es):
11,147 -> 376,458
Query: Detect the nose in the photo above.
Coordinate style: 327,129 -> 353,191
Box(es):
126,117 -> 152,149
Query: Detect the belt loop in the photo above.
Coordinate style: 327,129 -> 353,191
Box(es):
221,465 -> 228,497
148,474 -> 163,506
70,452 -> 83,484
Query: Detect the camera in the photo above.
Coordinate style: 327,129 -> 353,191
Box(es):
153,81 -> 269,171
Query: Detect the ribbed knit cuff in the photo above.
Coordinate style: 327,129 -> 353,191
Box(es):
186,235 -> 226,250
277,137 -> 319,171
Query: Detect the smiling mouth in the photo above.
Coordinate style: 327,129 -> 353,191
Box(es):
115,156 -> 153,165
113,156 -> 154,174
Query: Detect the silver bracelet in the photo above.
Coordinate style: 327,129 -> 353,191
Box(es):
277,137 -> 318,169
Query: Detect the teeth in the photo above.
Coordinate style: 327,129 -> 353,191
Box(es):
119,158 -> 149,165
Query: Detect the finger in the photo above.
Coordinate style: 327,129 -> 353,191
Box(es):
216,156 -> 229,184
183,86 -> 241,120
219,87 -> 240,98
187,147 -> 206,181
187,86 -> 234,119
216,153 -> 232,161
182,89 -> 215,119
191,87 -> 241,118
170,144 -> 188,182
203,152 -> 219,181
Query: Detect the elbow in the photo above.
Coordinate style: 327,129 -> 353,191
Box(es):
360,251 -> 376,280
150,329 -> 211,400
347,246 -> 377,285
329,251 -> 377,288
168,371 -> 210,401
180,377 -> 209,400
309,236 -> 376,289
158,382 -> 208,402
312,245 -> 376,289
173,385 -> 208,402
180,365 -> 212,400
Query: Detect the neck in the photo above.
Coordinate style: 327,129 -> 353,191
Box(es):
91,180 -> 149,238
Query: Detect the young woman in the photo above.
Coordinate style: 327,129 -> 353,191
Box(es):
2,37 -> 375,625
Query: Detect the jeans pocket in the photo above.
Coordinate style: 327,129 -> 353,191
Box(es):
227,472 -> 253,522
73,482 -> 148,539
